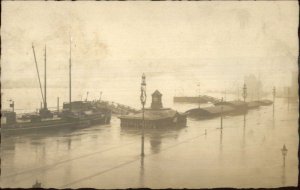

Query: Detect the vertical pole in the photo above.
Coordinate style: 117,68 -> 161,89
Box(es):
85,91 -> 89,102
12,101 -> 14,112
220,111 -> 223,130
221,98 -> 223,130
281,145 -> 288,167
243,83 -> 247,103
197,83 -> 200,109
140,73 -> 146,157
287,87 -> 290,110
69,38 -> 72,112
257,87 -> 260,101
273,87 -> 276,117
57,97 -> 60,113
243,114 -> 246,129
237,86 -> 240,100
44,45 -> 47,109
243,113 -> 246,147
141,103 -> 145,157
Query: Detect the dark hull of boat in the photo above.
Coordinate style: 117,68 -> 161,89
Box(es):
1,116 -> 111,135
187,110 -> 248,120
120,118 -> 187,129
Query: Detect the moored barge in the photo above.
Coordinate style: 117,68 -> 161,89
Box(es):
119,90 -> 187,128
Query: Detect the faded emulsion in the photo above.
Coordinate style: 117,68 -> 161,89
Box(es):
1,1 -> 299,189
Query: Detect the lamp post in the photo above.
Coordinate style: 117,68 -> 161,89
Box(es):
57,97 -> 60,114
99,91 -> 103,102
272,87 -> 276,117
242,84 -> 247,135
242,83 -> 247,103
287,87 -> 290,110
220,97 -> 224,130
197,83 -> 201,108
85,91 -> 89,102
140,73 -> 147,157
281,144 -> 288,167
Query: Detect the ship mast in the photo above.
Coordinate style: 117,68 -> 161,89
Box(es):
32,44 -> 45,106
69,37 -> 72,111
44,45 -> 47,109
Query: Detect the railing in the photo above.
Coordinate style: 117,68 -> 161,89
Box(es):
93,100 -> 139,115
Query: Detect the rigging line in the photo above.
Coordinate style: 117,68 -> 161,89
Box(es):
32,44 -> 45,105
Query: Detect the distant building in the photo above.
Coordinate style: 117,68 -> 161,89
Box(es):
290,71 -> 298,98
119,90 -> 187,128
244,74 -> 263,100
151,90 -> 163,109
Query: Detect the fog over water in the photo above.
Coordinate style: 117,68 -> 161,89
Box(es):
1,1 -> 298,90
1,1 -> 299,189
1,91 -> 298,188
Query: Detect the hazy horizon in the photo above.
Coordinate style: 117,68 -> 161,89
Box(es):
1,1 -> 298,93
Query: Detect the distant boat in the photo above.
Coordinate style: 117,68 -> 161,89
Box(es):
173,95 -> 220,104
246,101 -> 261,109
173,96 -> 208,104
119,90 -> 187,128
256,99 -> 273,106
214,100 -> 248,114
1,42 -> 111,134
186,105 -> 235,119
186,99 -> 273,119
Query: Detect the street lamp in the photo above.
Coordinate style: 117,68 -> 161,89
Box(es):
281,144 -> 288,167
242,83 -> 247,102
287,87 -> 290,110
140,73 -> 147,157
99,91 -> 103,102
220,97 -> 223,130
197,83 -> 201,108
272,87 -> 276,116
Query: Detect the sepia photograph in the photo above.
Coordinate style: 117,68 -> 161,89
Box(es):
0,1 -> 299,189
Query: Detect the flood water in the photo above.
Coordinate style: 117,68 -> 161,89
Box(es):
0,89 -> 298,188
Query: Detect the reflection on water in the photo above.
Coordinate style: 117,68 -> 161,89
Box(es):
0,98 -> 298,188
139,156 -> 145,188
219,127 -> 223,156
242,114 -> 246,149
281,164 -> 286,186
120,126 -> 184,155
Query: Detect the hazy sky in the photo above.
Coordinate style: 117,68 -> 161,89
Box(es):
1,1 -> 298,93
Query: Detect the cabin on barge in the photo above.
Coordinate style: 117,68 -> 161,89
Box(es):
119,90 -> 187,128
